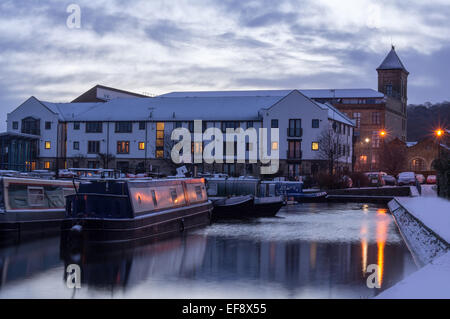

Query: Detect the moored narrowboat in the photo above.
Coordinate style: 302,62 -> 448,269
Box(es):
62,178 -> 213,246
0,177 -> 78,242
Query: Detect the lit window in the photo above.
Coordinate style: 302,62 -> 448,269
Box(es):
312,142 -> 319,151
359,155 -> 367,164
156,150 -> 164,158
44,161 -> 50,169
139,142 -> 145,150
156,122 -> 165,131
271,142 -> 278,150
45,141 -> 51,149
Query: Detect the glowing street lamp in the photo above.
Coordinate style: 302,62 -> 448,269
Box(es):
379,130 -> 387,137
365,137 -> 370,143
435,129 -> 444,138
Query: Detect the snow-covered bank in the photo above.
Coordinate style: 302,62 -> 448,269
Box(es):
389,199 -> 448,266
380,196 -> 450,298
376,251 -> 450,299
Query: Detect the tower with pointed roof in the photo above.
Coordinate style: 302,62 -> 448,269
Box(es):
377,46 -> 408,141
377,45 -> 408,107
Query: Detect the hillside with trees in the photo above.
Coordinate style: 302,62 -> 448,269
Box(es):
407,101 -> 450,142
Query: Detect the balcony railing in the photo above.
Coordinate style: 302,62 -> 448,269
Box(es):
287,150 -> 302,160
287,127 -> 302,137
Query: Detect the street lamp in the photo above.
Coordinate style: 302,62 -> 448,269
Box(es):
364,137 -> 371,171
434,128 -> 445,195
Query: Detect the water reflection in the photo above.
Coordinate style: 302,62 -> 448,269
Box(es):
0,203 -> 417,298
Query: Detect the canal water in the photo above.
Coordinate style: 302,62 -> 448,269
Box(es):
0,202 -> 417,299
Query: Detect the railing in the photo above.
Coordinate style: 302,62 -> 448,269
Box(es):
287,127 -> 302,137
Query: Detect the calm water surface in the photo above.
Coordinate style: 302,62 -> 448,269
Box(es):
0,202 -> 417,298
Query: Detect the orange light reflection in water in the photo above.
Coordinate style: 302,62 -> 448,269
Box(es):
360,225 -> 368,274
376,212 -> 388,287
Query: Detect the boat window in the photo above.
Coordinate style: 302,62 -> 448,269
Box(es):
151,189 -> 157,207
170,188 -> 178,203
28,187 -> 45,206
195,185 -> 203,200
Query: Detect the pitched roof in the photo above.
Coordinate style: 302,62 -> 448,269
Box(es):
377,46 -> 408,73
160,88 -> 384,99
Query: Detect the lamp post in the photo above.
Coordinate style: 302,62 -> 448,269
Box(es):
434,128 -> 446,196
364,137 -> 371,171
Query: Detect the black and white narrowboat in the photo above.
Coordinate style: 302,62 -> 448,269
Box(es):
62,178 -> 213,246
0,177 -> 78,242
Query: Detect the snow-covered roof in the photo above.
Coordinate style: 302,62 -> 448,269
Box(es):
160,88 -> 384,99
377,46 -> 408,73
406,142 -> 418,147
41,101 -> 101,121
36,92 -> 354,125
41,97 -> 286,122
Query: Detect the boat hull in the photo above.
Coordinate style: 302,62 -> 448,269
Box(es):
211,196 -> 254,220
61,201 -> 213,248
251,197 -> 283,217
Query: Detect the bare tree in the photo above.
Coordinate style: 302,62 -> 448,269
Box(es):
315,127 -> 346,176
96,153 -> 116,169
379,139 -> 407,176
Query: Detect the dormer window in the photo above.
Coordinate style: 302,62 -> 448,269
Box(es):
385,84 -> 393,96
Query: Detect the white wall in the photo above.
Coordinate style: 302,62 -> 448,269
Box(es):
6,97 -> 60,158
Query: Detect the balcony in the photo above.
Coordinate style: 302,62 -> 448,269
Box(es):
287,127 -> 302,137
286,150 -> 302,160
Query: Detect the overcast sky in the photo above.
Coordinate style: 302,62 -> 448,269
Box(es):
1,0 -> 450,130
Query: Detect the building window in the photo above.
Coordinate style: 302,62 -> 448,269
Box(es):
21,117 -> 40,135
73,141 -> 79,150
175,121 -> 182,129
247,121 -> 254,128
271,142 -> 278,150
45,141 -> 51,149
288,140 -> 301,159
353,113 -> 361,128
312,119 -> 320,128
44,161 -> 51,169
386,84 -> 393,96
222,121 -> 239,131
156,122 -> 165,158
88,141 -> 100,154
271,119 -> 278,128
288,164 -> 301,180
86,122 -> 102,133
139,142 -> 145,150
372,112 -> 381,125
359,155 -> 367,164
288,119 -> 302,137
73,122 -> 80,130
139,121 -> 146,130
117,141 -> 130,154
371,131 -> 380,148
411,158 -> 425,171
12,121 -> 18,130
115,121 -> 132,133
88,161 -> 98,169
45,121 -> 52,130
312,142 -> 319,151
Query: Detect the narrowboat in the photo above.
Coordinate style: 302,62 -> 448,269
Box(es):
260,181 -> 327,203
210,195 -> 255,220
0,177 -> 78,242
206,177 -> 284,219
62,178 -> 213,246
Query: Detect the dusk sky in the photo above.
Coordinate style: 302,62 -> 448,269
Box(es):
1,0 -> 450,131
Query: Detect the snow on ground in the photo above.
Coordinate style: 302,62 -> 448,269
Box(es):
396,196 -> 450,244
376,251 -> 450,299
